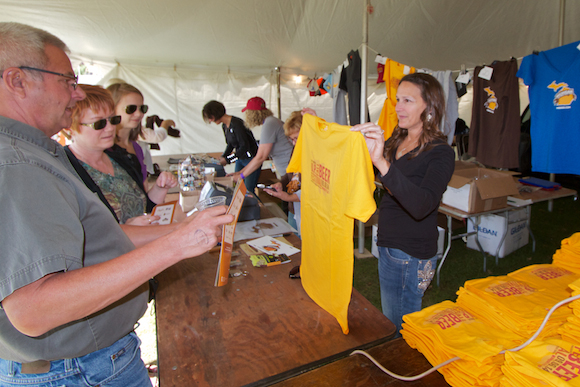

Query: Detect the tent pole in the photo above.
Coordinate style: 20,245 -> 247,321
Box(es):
275,67 -> 282,119
356,0 -> 372,258
548,0 -> 565,212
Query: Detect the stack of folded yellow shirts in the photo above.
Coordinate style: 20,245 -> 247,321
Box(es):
456,274 -> 574,339
508,264 -> 579,293
402,300 -> 524,387
501,337 -> 580,386
553,233 -> 580,274
569,278 -> 580,317
557,278 -> 580,345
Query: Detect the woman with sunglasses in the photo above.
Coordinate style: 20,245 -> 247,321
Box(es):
106,82 -> 156,182
65,84 -> 177,224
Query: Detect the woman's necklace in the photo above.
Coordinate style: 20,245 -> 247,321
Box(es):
397,141 -> 416,159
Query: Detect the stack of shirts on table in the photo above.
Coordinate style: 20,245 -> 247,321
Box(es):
501,337 -> 580,387
401,263 -> 580,386
557,278 -> 580,345
401,300 -> 524,387
456,264 -> 578,339
553,232 -> 580,274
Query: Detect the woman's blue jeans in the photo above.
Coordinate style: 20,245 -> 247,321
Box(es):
378,247 -> 438,334
0,332 -> 151,387
236,158 -> 261,195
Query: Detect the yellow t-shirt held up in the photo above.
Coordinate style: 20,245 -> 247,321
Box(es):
287,114 -> 376,334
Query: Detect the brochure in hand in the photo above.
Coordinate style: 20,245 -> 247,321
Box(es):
214,180 -> 247,287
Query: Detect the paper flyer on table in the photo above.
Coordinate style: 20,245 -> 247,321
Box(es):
234,217 -> 297,242
246,235 -> 301,256
151,200 -> 177,225
215,180 -> 247,287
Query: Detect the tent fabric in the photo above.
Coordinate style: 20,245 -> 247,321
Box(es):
1,0 -> 579,156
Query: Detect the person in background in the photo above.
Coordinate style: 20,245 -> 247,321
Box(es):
104,78 -> 180,176
65,84 -> 177,224
107,82 -> 175,181
229,96 -> 294,182
351,72 -> 454,334
0,22 -> 233,386
202,100 -> 260,193
263,110 -> 303,236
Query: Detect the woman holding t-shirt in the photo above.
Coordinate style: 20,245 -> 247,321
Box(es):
352,73 -> 454,334
229,97 -> 294,182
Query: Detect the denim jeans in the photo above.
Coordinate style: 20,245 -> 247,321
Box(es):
287,211 -> 300,238
0,332 -> 151,387
235,158 -> 261,195
378,247 -> 438,334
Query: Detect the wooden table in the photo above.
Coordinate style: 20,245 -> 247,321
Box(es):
155,229 -> 396,386
271,337 -> 449,387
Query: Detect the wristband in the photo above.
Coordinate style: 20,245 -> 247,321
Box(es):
240,172 -> 245,180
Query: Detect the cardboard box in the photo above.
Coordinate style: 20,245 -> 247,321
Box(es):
371,225 -> 445,259
442,168 -> 519,213
453,160 -> 479,172
466,209 -> 529,258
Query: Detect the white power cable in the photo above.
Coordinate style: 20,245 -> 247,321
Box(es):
349,350 -> 459,381
350,293 -> 580,381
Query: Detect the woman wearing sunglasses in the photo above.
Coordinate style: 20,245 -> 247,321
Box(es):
106,82 -> 164,181
65,84 -> 177,224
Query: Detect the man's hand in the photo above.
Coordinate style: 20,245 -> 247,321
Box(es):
227,171 -> 242,182
168,205 -> 234,258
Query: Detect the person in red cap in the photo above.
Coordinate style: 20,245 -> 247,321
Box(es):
230,97 -> 294,183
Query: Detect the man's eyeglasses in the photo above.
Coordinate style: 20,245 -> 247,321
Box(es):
18,66 -> 78,90
125,104 -> 148,114
80,115 -> 122,130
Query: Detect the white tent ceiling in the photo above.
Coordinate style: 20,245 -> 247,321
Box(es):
3,0 -> 578,74
1,0 -> 579,155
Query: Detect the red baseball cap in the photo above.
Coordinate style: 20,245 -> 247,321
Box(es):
242,96 -> 267,112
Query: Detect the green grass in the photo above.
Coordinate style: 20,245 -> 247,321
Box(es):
353,196 -> 580,310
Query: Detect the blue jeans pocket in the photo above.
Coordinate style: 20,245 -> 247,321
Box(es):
79,332 -> 145,386
416,259 -> 436,294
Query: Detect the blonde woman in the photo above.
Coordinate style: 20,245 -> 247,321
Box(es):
263,110 -> 303,236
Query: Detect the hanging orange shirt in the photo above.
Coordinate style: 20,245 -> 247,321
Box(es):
287,114 -> 376,334
377,59 -> 415,139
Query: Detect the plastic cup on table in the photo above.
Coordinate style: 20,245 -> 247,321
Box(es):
194,196 -> 227,212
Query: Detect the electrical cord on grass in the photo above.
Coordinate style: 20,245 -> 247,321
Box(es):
350,293 -> 580,381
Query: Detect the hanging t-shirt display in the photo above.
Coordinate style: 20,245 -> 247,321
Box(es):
287,114 -> 376,334
517,40 -> 580,174
331,65 -> 348,125
340,50 -> 371,126
418,69 -> 459,145
468,58 -> 521,169
377,59 -> 415,140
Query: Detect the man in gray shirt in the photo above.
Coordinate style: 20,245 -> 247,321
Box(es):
232,97 -> 294,181
0,22 -> 233,386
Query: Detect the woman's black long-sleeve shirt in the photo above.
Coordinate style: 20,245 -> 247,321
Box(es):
377,138 -> 454,259
221,116 -> 258,161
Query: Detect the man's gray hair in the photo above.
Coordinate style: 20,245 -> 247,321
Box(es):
0,22 -> 69,74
